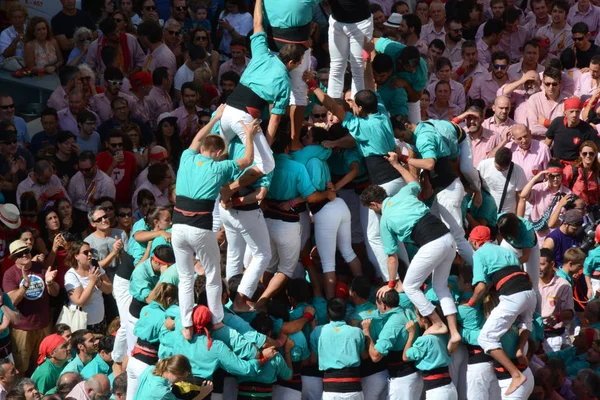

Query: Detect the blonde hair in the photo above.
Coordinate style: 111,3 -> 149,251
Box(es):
153,354 -> 191,377
193,66 -> 212,84
7,3 -> 27,20
147,282 -> 178,309
564,248 -> 586,265
482,292 -> 500,318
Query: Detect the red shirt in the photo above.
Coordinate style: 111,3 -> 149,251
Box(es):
96,151 -> 138,204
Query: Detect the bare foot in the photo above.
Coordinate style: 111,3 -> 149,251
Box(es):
447,333 -> 462,354
423,322 -> 448,336
182,326 -> 194,341
505,371 -> 527,396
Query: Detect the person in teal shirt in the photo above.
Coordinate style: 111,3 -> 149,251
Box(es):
60,329 -> 97,376
403,313 -> 456,398
556,248 -> 586,287
159,263 -> 180,285
462,187 -> 498,231
220,0 -> 305,175
172,105 -> 257,340
584,234 -> 600,299
127,217 -> 171,265
310,298 -> 365,397
127,282 -> 178,400
80,336 -> 114,384
361,157 -> 462,354
372,53 -> 408,116
31,334 -> 69,394
467,225 -> 536,397
362,290 -> 421,400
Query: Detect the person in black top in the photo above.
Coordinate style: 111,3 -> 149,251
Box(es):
560,22 -> 600,68
51,0 -> 96,59
53,131 -> 79,184
545,97 -> 600,162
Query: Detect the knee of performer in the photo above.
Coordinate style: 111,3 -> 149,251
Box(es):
402,280 -> 422,296
478,333 -> 501,354
322,262 -> 336,274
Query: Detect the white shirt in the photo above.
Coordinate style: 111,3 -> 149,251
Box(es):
15,173 -> 70,208
64,267 -> 106,325
68,170 -> 116,213
0,25 -> 25,63
174,63 -> 195,91
478,157 -> 528,214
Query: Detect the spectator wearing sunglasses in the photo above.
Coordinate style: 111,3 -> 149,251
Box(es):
3,239 -> 59,376
89,67 -> 135,124
68,151 -> 116,214
115,205 -> 133,237
0,94 -> 27,147
96,130 -> 138,205
162,19 -> 183,66
561,23 -> 600,69
469,51 -> 511,111
0,124 -> 34,199
131,0 -> 164,29
137,20 -> 177,77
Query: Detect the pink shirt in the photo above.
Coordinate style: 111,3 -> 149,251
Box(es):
575,71 -> 600,101
498,27 -> 531,61
482,116 -> 516,138
171,105 -> 201,143
535,23 -> 573,56
469,72 -> 506,108
132,181 -> 169,212
525,90 -> 570,139
507,61 -> 544,82
217,57 -> 250,89
567,4 -> 600,40
128,95 -> 150,123
476,40 -> 492,68
67,170 -> 116,213
89,92 -> 136,123
144,43 -> 177,77
57,107 -> 100,136
426,78 -> 466,111
539,274 -> 575,329
146,87 -> 174,129
427,103 -> 462,121
47,85 -> 68,111
85,33 -> 146,76
442,39 -> 465,64
15,174 -> 71,208
452,61 -> 487,93
469,128 -> 503,168
528,181 -> 570,242
505,139 -> 552,181
421,23 -> 446,45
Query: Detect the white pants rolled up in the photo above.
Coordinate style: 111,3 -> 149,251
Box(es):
466,361 -> 501,400
266,218 -> 302,277
112,275 -> 132,363
497,367 -> 534,399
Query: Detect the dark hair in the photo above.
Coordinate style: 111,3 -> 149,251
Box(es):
502,7 -> 521,24
542,66 -> 562,82
56,130 -> 75,144
250,313 -> 274,335
491,51 -> 510,65
77,109 -> 97,125
429,39 -> 445,52
286,279 -> 311,303
156,118 -> 183,170
523,40 -> 540,53
70,329 -> 92,354
110,97 -> 128,110
360,185 -> 388,206
59,66 -> 80,87
98,336 -> 115,353
434,80 -> 451,92
349,276 -> 371,299
19,193 -> 38,214
327,123 -> 350,141
559,49 -> 575,69
137,20 -> 162,42
278,43 -> 305,66
107,129 -> 124,142
310,126 -> 328,144
54,323 -> 72,336
41,107 -> 58,120
181,81 -> 197,95
228,274 -> 243,302
572,21 -> 590,35
355,90 -> 378,114
461,40 -> 477,53
550,0 -> 569,14
546,158 -> 563,170
34,159 -> 52,176
147,163 -> 170,185
270,122 -> 292,154
136,189 -> 155,207
372,53 -> 394,73
101,46 -> 120,68
494,147 -> 512,169
188,44 -> 207,61
97,196 -> 116,208
152,66 -> 170,86
540,247 -> 556,263
435,56 -> 452,71
112,373 -> 127,397
403,14 -> 422,35
497,213 -> 519,239
457,264 -> 473,286
220,71 -> 240,86
326,297 -> 347,321
483,19 -> 505,37
399,46 -> 421,69
99,13 -> 118,35
153,244 -> 175,264
378,289 -> 400,308
369,3 -> 384,13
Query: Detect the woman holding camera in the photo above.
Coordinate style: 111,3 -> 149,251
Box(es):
563,141 -> 600,206
64,241 -> 112,334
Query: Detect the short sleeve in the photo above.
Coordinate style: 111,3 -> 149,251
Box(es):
342,112 -> 360,137
513,165 -> 527,191
271,80 -> 291,115
373,319 -> 402,356
296,165 -> 317,199
415,132 -> 438,161
64,270 -> 82,292
213,159 -> 240,182
249,32 -> 269,61
545,121 -> 556,139
380,218 -> 399,255
405,337 -> 427,361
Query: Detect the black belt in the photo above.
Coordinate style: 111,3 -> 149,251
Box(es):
263,199 -> 302,222
323,367 -> 361,393
410,213 -> 449,247
544,327 -> 565,338
267,23 -> 311,51
309,199 -> 329,215
490,265 -> 532,296
422,366 -> 452,391
466,345 -> 493,365
227,84 -> 268,119
364,155 -> 401,185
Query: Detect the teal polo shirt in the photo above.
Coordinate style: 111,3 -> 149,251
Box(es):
375,38 -> 428,91
263,0 -> 321,28
312,320 -> 365,370
267,153 -> 317,201
135,366 -> 178,400
498,214 -> 536,249
472,242 -> 522,286
237,353 -> 292,386
328,148 -> 368,185
380,181 -> 430,253
176,149 -> 239,200
556,268 -> 574,286
134,301 -> 172,344
414,121 -> 451,161
127,218 -> 150,264
429,119 -> 461,160
80,354 -> 113,382
239,32 -> 291,115
405,334 -> 451,371
584,246 -> 600,277
129,258 -> 160,303
374,307 -> 417,356
342,94 -> 396,158
228,137 -> 273,187
456,293 -> 485,347
377,78 -> 408,116
461,192 -> 498,229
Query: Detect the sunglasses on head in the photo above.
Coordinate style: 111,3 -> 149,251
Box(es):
544,81 -> 559,87
0,104 -> 15,110
93,214 -> 109,223
493,64 -> 507,70
118,212 -> 132,217
312,113 -> 327,118
144,5 -> 156,11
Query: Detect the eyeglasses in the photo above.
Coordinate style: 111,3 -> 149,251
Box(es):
0,104 -> 15,110
93,214 -> 109,223
194,36 -> 208,41
312,113 -> 327,118
79,37 -> 92,42
113,17 -> 124,23
118,212 -> 132,217
492,64 -> 507,70
81,250 -> 92,256
109,142 -> 124,148
1,138 -> 17,145
573,36 -> 586,42
144,5 -> 156,11
167,30 -> 181,36
544,82 -> 559,87
83,121 -> 96,126
14,249 -> 31,258
582,151 -> 596,157
101,206 -> 114,211
80,166 -> 94,173
548,173 -> 562,179
141,202 -> 155,207
107,80 -> 123,87
449,28 -> 462,33
174,5 -> 186,11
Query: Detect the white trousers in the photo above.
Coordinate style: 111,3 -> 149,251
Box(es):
339,188 -> 364,244
112,275 -> 132,363
431,178 -> 473,265
220,206 -> 271,298
592,278 -> 600,298
301,375 -> 322,400
466,361 -> 501,400
497,367 -> 534,399
388,371 -> 423,400
272,385 -> 301,400
449,343 -> 468,400
426,382 -> 458,400
322,391 -> 364,400
404,233 -> 457,317
408,102 -> 421,124
459,137 -> 481,192
289,47 -> 312,106
172,223 -> 223,325
499,240 -> 541,313
126,356 -> 149,400
220,105 -> 275,174
327,15 -> 373,98
313,197 -> 357,273
543,333 -> 568,353
363,177 -> 409,280
266,218 -> 302,277
478,290 -> 536,353
126,314 -> 138,355
361,370 -> 388,400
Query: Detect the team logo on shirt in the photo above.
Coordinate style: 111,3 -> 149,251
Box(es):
334,328 -> 340,332
197,161 -> 203,166
387,202 -> 392,206
574,138 -> 581,145
532,169 -> 539,175
21,275 -> 44,300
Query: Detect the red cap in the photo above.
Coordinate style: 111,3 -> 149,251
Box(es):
469,226 -> 492,245
564,97 -> 583,111
335,281 -> 349,301
130,71 -> 152,91
536,35 -> 551,48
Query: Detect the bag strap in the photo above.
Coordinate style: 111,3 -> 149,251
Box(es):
497,162 -> 514,213
570,164 -> 579,188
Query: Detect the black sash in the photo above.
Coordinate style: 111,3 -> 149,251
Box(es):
129,298 -> 146,319
226,84 -> 268,119
323,367 -> 362,393
173,196 -> 215,230
410,213 -> 449,247
266,23 -> 311,51
490,265 -> 532,296
364,155 -> 402,185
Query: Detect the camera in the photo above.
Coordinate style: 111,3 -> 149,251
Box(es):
60,231 -> 77,242
578,204 -> 600,254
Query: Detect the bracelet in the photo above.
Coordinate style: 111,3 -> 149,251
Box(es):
543,118 -> 550,128
467,298 -> 476,307
451,117 -> 461,124
302,312 -> 314,322
307,78 -> 318,91
259,355 -> 267,366
388,280 -> 398,289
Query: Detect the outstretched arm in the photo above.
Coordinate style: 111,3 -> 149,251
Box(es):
254,0 -> 264,34
190,105 -> 225,152
312,87 -> 346,122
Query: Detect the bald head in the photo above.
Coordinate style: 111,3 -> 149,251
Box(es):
56,372 -> 83,397
85,374 -> 111,397
511,124 -> 531,150
493,95 -> 511,122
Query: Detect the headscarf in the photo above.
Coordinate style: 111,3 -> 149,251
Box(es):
469,226 -> 492,246
192,305 -> 213,350
37,334 -> 66,365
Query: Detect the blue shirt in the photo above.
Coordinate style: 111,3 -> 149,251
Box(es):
239,32 -> 291,115
546,228 -> 581,266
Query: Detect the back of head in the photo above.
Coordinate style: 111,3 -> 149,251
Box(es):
354,90 -> 378,114
327,297 -> 347,321
287,279 -> 311,303
99,17 -> 117,36
188,45 -> 207,61
399,46 -> 421,69
278,43 -> 305,66
137,21 -> 162,42
250,313 -> 274,335
564,248 -> 586,265
98,336 -> 115,354
152,66 -> 170,86
349,276 -> 371,300
202,135 -> 226,153
372,53 -> 394,74
85,374 -> 110,394
378,289 -> 400,308
494,147 -> 512,169
101,46 -> 120,69
360,184 -> 388,207
577,369 -> 600,396
484,19 -> 506,37
497,213 -> 520,239
59,66 -> 80,87
56,373 -> 83,398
